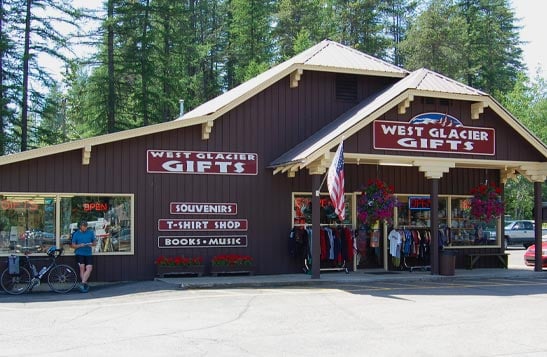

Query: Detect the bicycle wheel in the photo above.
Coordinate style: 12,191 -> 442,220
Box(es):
47,264 -> 78,293
1,267 -> 31,295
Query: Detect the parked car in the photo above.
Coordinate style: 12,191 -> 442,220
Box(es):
523,241 -> 547,268
504,220 -> 535,249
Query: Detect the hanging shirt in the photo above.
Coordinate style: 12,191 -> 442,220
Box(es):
388,229 -> 402,258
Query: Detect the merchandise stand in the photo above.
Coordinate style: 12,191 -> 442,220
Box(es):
290,225 -> 355,275
389,227 -> 432,272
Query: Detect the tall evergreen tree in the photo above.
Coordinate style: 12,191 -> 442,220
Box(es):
10,0 -> 80,151
457,0 -> 524,95
380,0 -> 417,66
398,0 -> 469,80
331,0 -> 389,58
274,0 -> 330,60
225,0 -> 273,87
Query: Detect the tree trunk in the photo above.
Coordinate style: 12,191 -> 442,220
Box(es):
107,0 -> 115,133
21,0 -> 32,151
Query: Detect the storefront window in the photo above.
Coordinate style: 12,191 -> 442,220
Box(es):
395,195 -> 500,248
396,196 -> 447,228
0,194 -> 56,254
60,195 -> 133,254
293,193 -> 353,226
0,193 -> 133,255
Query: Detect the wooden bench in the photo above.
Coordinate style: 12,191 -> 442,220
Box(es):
465,253 -> 509,269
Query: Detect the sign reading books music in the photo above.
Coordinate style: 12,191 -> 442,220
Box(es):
373,112 -> 495,155
147,149 -> 258,175
158,235 -> 248,248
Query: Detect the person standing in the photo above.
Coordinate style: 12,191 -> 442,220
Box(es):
71,221 -> 97,293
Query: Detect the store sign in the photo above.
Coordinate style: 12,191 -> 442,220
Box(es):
83,202 -> 108,212
158,235 -> 248,248
373,113 -> 495,155
170,202 -> 237,215
408,196 -> 431,210
158,219 -> 248,231
0,199 -> 39,211
147,150 -> 258,175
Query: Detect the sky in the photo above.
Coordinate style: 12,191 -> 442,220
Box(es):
511,0 -> 546,81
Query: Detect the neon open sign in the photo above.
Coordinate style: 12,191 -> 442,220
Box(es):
408,196 -> 431,210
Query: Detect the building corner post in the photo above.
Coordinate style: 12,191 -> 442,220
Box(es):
430,178 -> 440,275
534,181 -> 542,272
311,174 -> 321,279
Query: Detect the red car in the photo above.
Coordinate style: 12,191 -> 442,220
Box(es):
524,241 -> 547,268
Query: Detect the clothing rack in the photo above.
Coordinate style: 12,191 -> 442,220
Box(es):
390,227 -> 431,272
290,225 -> 354,274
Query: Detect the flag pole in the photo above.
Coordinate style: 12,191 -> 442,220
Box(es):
315,172 -> 328,197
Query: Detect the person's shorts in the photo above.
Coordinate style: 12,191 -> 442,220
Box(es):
76,255 -> 93,266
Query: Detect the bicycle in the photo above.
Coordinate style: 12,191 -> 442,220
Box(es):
1,246 -> 78,295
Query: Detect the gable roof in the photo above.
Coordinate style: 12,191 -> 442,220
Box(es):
270,68 -> 547,176
0,40 -> 408,167
178,39 -> 408,121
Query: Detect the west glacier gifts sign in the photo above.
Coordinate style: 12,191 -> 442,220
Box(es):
147,150 -> 258,175
373,113 -> 495,155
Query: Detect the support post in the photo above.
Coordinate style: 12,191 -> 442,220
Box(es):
311,175 -> 321,279
430,178 -> 439,275
534,181 -> 542,272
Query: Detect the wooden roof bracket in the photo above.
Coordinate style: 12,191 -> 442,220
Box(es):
413,160 -> 454,179
202,120 -> 214,140
500,167 -> 517,184
307,152 -> 331,175
290,68 -> 303,88
82,145 -> 92,165
471,101 -> 488,120
398,95 -> 414,114
517,162 -> 547,182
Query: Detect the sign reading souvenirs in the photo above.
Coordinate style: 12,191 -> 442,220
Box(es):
158,218 -> 248,231
408,196 -> 431,210
373,113 -> 495,155
170,202 -> 237,215
158,235 -> 248,248
147,150 -> 258,175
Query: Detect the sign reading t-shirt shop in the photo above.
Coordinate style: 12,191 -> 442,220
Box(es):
147,150 -> 258,175
158,219 -> 248,231
373,112 -> 495,155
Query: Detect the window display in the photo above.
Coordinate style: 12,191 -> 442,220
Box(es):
0,193 -> 133,255
293,193 -> 352,226
0,194 -> 55,254
395,195 -> 500,248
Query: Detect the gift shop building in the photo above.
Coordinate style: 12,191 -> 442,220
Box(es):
0,40 -> 546,281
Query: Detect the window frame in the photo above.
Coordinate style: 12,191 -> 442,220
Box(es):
0,192 -> 134,256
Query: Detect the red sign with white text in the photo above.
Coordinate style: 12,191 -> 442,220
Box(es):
147,150 -> 258,175
158,235 -> 248,248
373,113 -> 495,155
170,202 -> 237,215
158,219 -> 248,231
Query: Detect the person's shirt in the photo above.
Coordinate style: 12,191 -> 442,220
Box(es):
72,229 -> 96,256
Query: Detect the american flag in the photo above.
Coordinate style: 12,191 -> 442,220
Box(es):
327,141 -> 345,222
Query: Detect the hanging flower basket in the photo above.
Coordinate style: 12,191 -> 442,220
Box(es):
357,179 -> 398,226
469,182 -> 504,223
